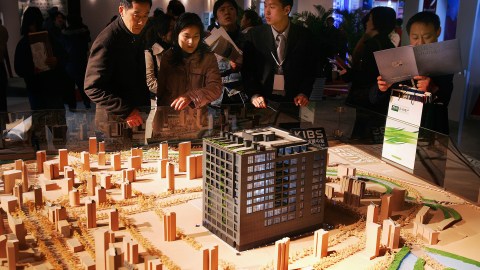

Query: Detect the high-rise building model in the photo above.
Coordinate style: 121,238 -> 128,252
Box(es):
203,127 -> 327,251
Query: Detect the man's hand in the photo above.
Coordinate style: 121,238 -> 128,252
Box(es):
126,109 -> 143,128
377,76 -> 392,92
251,95 -> 267,108
294,94 -> 309,107
171,96 -> 192,111
414,75 -> 438,93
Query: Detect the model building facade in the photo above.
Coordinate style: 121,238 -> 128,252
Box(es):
203,127 -> 327,251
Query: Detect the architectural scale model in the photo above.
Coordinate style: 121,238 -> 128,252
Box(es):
0,130 -> 479,270
203,127 -> 327,251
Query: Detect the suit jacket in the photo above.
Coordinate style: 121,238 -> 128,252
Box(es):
242,23 -> 316,103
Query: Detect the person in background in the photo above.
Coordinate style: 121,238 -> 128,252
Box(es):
144,13 -> 173,95
14,7 -> 67,145
340,6 -> 396,142
153,12 -> 222,134
84,0 -> 152,139
63,14 -> 92,109
240,9 -> 262,34
0,19 -> 9,118
242,0 -> 315,122
210,0 -> 247,106
166,0 -> 185,20
376,11 -> 453,134
14,6 -> 66,111
207,17 -> 217,31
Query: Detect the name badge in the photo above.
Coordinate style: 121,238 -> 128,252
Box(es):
274,74 -> 285,91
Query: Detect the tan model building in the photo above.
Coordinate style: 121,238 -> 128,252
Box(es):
43,161 -> 60,180
365,222 -> 381,260
391,187 -> 406,211
3,170 -> 21,194
380,194 -> 393,221
89,137 -> 97,154
121,181 -> 132,199
58,149 -> 68,170
129,156 -> 142,170
36,150 -> 46,173
160,142 -> 168,159
167,162 -> 175,193
163,212 -> 176,242
106,243 -> 124,270
34,186 -> 43,207
87,174 -> 96,196
178,141 -> 191,172
98,151 -> 106,166
367,203 -> 379,224
95,229 -> 111,270
7,239 -> 19,270
99,141 -> 105,152
69,189 -> 80,207
85,199 -> 96,229
123,236 -> 139,264
109,209 -> 119,231
381,219 -> 400,250
314,229 -> 329,259
111,153 -> 121,171
274,237 -> 290,270
159,159 -> 168,178
81,151 -> 90,171
100,174 -> 112,189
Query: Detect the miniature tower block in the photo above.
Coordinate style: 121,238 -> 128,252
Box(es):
58,149 -> 68,171
163,212 -> 176,242
96,186 -> 107,206
98,152 -> 106,166
367,203 -> 379,224
274,237 -> 290,270
314,229 -> 329,259
129,156 -> 142,170
123,168 -> 136,182
147,258 -> 163,270
2,170 -> 21,194
178,141 -> 191,172
87,174 -> 97,196
14,159 -> 23,170
159,159 -> 168,178
36,150 -> 46,173
7,239 -> 19,270
380,194 -> 393,221
160,142 -> 168,159
89,137 -> 97,154
131,147 -> 143,161
391,187 -> 406,211
85,199 -> 97,229
106,243 -> 124,270
81,151 -> 90,171
43,161 -> 60,180
365,223 -> 381,260
123,236 -> 139,264
13,184 -> 23,206
100,174 -> 112,189
21,162 -> 28,191
167,162 -> 175,193
34,186 -> 43,207
99,141 -> 105,152
121,182 -> 132,199
381,219 -> 401,250
109,209 -> 119,231
64,166 -> 74,180
201,245 -> 219,270
69,189 -> 80,207
111,153 -> 121,171
95,229 -> 112,270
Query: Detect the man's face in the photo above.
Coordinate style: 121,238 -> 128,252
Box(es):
216,2 -> 237,29
119,1 -> 151,35
409,22 -> 440,46
264,0 -> 290,27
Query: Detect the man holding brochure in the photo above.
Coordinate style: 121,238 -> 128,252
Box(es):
376,11 -> 454,134
242,0 -> 315,112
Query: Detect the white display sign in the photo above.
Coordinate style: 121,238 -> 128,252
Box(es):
382,92 -> 424,169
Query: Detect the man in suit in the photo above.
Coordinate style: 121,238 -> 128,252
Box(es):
243,0 -> 315,112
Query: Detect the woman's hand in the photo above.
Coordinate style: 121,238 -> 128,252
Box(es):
171,96 -> 192,111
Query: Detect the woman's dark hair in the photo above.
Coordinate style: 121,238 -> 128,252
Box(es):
170,12 -> 209,66
167,0 -> 185,17
21,7 -> 44,35
243,9 -> 262,27
369,6 -> 396,36
145,13 -> 173,48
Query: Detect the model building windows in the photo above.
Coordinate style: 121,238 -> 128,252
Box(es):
266,179 -> 274,186
267,152 -> 275,160
247,191 -> 252,198
247,166 -> 253,173
247,156 -> 254,164
254,164 -> 265,172
266,162 -> 274,170
246,206 -> 252,214
254,181 -> 264,188
253,189 -> 264,196
255,154 -> 265,163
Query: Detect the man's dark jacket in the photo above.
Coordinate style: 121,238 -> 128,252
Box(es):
242,23 -> 316,103
84,17 -> 150,119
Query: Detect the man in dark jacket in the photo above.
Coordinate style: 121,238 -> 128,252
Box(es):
243,0 -> 315,108
84,0 -> 151,138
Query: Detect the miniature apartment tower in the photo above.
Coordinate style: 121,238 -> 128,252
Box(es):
274,237 -> 290,270
381,219 -> 401,250
339,177 -> 365,207
380,194 -> 393,221
391,187 -> 406,211
314,229 -> 329,259
163,212 -> 176,241
203,127 -> 327,251
367,203 -> 380,224
365,223 -> 381,260
202,245 -> 219,270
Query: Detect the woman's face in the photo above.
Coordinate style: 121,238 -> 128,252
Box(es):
178,25 -> 201,54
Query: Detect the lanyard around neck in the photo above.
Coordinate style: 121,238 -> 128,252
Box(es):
271,51 -> 285,67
